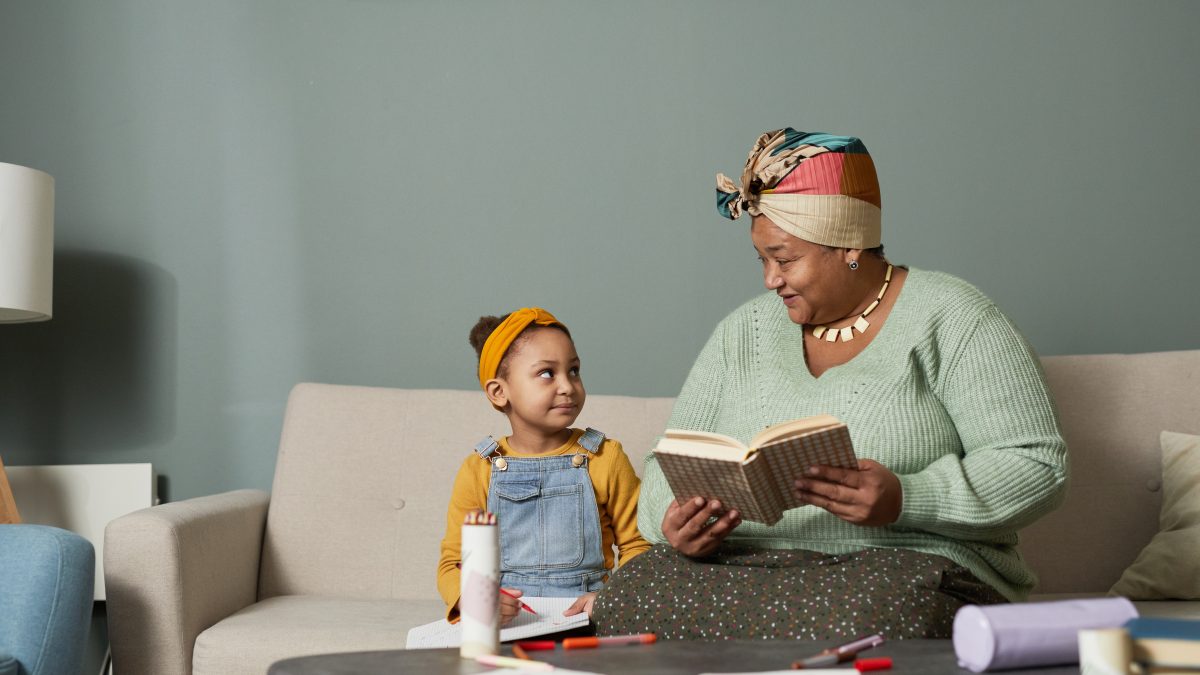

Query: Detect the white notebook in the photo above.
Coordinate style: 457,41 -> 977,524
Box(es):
405,596 -> 590,649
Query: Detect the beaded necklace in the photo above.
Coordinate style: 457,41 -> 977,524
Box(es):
811,264 -> 894,343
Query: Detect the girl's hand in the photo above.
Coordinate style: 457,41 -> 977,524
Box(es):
661,496 -> 742,557
563,592 -> 596,617
793,459 -> 902,526
498,587 -> 523,626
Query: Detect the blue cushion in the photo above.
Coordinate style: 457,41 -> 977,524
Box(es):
0,525 -> 95,675
0,652 -> 18,675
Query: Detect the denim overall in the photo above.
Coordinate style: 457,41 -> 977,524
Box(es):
476,428 -> 609,597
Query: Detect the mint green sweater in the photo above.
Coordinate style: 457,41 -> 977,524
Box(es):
637,268 -> 1069,601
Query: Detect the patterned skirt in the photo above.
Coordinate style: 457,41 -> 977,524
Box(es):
591,544 -> 1007,640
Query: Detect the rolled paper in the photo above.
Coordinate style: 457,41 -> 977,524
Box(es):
459,518 -> 500,659
953,597 -> 1138,672
1078,628 -> 1133,675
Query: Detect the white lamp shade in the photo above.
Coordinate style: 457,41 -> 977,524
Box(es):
0,161 -> 54,323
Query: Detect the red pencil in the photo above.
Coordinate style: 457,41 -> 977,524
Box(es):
499,587 -> 539,615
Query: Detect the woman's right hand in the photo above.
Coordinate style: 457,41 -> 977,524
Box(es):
662,497 -> 741,557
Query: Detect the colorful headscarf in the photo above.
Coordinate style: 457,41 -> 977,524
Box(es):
478,307 -> 564,389
716,129 -> 882,249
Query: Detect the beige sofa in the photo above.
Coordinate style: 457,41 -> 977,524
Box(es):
104,350 -> 1200,675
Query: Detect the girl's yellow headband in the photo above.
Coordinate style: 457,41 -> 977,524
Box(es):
477,307 -> 564,389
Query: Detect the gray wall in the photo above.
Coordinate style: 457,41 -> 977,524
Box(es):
2,0 -> 1198,503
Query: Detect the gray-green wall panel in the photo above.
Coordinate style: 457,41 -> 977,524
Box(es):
2,0 -> 1197,503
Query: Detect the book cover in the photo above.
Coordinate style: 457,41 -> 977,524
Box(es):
1126,617 -> 1200,669
653,415 -> 856,525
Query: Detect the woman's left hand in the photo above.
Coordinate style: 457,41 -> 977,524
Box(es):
793,459 -> 902,526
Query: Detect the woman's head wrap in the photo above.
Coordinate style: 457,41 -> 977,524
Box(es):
716,129 -> 882,249
478,307 -> 565,389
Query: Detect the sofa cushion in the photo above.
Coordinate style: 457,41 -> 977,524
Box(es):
1110,431 -> 1200,599
193,595 -> 445,675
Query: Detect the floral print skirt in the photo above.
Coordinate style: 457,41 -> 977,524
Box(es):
591,544 -> 1007,640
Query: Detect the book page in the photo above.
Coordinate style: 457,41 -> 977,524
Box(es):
750,414 -> 842,449
655,438 -> 752,463
659,429 -> 751,460
405,597 -> 590,649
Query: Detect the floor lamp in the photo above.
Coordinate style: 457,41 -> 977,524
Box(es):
0,161 -> 55,524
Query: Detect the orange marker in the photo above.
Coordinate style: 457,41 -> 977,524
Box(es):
563,634 -> 657,649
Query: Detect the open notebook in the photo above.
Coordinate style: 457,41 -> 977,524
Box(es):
405,596 -> 590,649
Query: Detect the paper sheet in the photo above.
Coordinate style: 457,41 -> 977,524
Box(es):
699,671 -> 846,675
490,670 -> 602,675
405,597 -> 590,649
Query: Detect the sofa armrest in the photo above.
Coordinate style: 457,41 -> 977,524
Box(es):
104,489 -> 270,675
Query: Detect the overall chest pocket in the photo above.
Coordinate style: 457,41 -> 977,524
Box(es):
493,481 -> 586,570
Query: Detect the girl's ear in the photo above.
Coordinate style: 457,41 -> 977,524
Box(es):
484,379 -> 509,410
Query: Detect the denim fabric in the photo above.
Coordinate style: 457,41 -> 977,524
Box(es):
486,454 -> 607,597
0,524 -> 95,675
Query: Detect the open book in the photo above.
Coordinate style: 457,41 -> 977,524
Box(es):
653,414 -> 857,525
405,596 -> 590,649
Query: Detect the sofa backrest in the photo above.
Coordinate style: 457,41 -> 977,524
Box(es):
258,350 -> 1199,601
1021,350 -> 1199,593
257,385 -> 675,601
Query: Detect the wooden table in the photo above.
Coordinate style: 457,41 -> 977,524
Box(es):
268,638 -> 1082,674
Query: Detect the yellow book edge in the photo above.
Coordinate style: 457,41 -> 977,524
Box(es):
655,414 -> 844,463
750,414 -> 843,448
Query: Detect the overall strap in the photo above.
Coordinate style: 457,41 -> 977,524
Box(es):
577,427 -> 605,454
474,436 -> 500,460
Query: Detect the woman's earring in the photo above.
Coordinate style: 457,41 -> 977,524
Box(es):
848,260 -> 859,270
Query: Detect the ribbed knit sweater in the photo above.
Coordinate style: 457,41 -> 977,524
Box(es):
637,268 -> 1069,601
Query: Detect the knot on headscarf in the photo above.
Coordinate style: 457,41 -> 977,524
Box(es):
716,129 -> 818,220
478,307 -> 564,389
715,128 -> 883,249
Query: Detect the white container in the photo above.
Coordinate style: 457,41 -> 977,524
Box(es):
459,520 -> 500,658
1078,628 -> 1133,675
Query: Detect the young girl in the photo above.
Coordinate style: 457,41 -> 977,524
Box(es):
437,307 -> 650,624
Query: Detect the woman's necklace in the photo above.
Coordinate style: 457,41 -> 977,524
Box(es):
812,264 -> 894,343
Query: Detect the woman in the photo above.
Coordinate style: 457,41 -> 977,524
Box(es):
591,128 -> 1068,640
